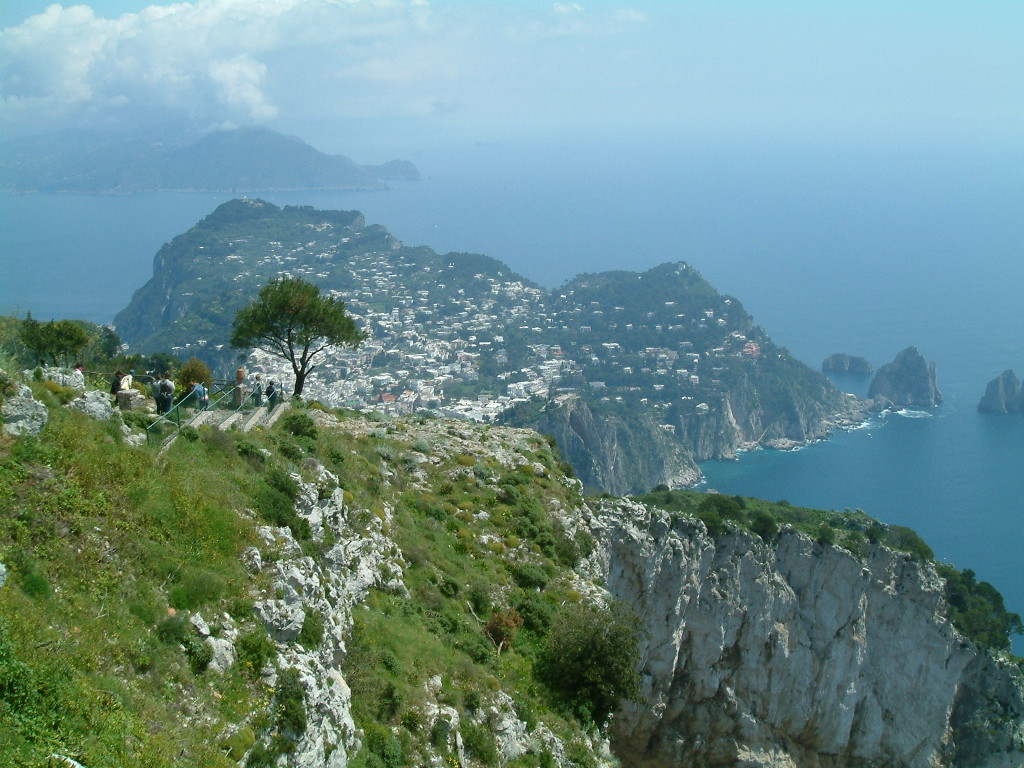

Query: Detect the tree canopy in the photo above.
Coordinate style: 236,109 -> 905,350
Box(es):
230,277 -> 363,396
19,314 -> 92,367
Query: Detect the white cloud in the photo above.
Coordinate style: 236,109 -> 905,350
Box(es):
209,54 -> 277,120
1,0 -> 1021,149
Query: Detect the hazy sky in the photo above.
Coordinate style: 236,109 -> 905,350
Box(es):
2,1 -> 1022,158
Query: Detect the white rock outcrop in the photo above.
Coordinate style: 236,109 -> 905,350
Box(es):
2,384 -> 48,436
587,499 -> 1024,768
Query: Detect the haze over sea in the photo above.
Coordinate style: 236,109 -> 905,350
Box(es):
2,139 -> 1022,650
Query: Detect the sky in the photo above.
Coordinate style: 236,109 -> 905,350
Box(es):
1,1 -> 1023,159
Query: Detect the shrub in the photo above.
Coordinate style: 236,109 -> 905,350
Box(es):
461,722 -> 499,766
536,600 -> 644,726
276,667 -> 308,736
180,425 -> 200,442
280,412 -> 318,440
176,357 -> 212,391
184,634 -> 213,673
750,512 -> 778,541
815,523 -> 836,547
237,630 -> 276,677
483,609 -> 524,654
508,562 -> 551,590
298,609 -> 325,650
411,438 -> 431,453
886,525 -> 934,561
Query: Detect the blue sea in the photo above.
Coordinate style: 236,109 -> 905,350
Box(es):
1,138 -> 1022,650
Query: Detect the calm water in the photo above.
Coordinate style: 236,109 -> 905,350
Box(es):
1,138 -> 1021,648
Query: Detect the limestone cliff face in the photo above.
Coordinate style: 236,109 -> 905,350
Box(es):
586,499 -> 1024,768
529,393 -> 700,495
868,347 -> 943,408
978,370 -> 1023,414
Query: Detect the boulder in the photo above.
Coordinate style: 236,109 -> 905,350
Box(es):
116,388 -> 148,411
868,346 -> 942,407
2,385 -> 48,436
68,390 -> 116,421
44,368 -> 86,391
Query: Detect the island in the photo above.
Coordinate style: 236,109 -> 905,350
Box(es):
978,369 -> 1023,414
114,198 -> 873,494
868,346 -> 942,408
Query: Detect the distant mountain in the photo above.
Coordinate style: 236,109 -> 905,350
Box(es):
0,127 -> 418,193
114,199 -> 873,494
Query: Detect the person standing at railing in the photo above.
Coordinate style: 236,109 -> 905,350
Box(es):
156,374 -> 175,415
110,370 -> 123,396
192,381 -> 209,410
265,379 -> 277,406
252,373 -> 264,407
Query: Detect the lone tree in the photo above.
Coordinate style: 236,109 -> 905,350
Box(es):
230,277 -> 363,397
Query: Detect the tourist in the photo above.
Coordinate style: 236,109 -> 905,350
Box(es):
110,370 -> 123,395
252,373 -> 264,406
266,379 -> 278,406
120,369 -> 134,391
192,380 -> 209,410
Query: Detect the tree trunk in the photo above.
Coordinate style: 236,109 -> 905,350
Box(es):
293,368 -> 307,397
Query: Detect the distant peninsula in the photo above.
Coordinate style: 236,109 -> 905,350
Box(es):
978,369 -> 1023,414
822,352 -> 874,374
0,126 -> 418,194
868,346 -> 942,408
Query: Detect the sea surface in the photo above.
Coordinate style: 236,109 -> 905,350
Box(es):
1,138 -> 1022,650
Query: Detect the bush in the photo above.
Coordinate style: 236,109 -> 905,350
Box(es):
275,667 -> 308,736
536,600 -> 644,726
750,512 -> 778,541
886,525 -> 934,561
298,609 -> 325,649
237,630 -> 276,677
280,412 -> 318,440
176,357 -> 212,391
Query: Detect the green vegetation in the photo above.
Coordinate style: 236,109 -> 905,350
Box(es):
230,277 -> 364,396
937,565 -> 1024,651
535,601 -> 644,726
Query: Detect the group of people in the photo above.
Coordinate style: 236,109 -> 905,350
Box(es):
249,373 -> 280,407
109,369 -> 281,415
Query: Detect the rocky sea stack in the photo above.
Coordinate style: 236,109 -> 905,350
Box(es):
822,352 -> 874,374
978,370 -> 1023,414
868,346 -> 942,408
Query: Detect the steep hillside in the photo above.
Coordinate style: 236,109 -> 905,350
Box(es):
0,369 -> 1021,768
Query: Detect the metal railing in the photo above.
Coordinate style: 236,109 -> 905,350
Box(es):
145,382 -> 268,446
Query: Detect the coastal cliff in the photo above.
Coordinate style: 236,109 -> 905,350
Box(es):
589,498 -> 1024,768
979,370 -> 1023,414
868,347 -> 943,408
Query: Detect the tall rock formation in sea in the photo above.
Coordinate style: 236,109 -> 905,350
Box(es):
822,353 -> 874,374
978,370 -> 1023,414
868,346 -> 943,408
588,499 -> 1024,768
